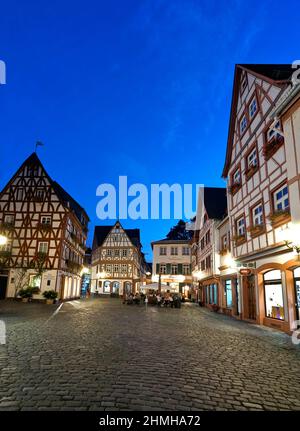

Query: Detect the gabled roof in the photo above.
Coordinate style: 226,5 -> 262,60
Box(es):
222,64 -> 293,178
203,187 -> 227,220
0,152 -> 89,225
92,223 -> 142,250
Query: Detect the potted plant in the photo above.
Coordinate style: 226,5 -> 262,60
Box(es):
245,164 -> 258,180
18,287 -> 33,302
43,290 -> 58,304
247,224 -> 265,237
233,234 -> 246,245
268,209 -> 290,226
228,182 -> 241,195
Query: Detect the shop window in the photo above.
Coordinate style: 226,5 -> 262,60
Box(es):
225,280 -> 232,308
103,281 -> 110,293
263,270 -> 284,320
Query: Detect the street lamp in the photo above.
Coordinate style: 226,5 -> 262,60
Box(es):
0,235 -> 7,246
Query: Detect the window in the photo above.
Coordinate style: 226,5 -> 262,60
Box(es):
106,264 -> 112,273
182,264 -> 190,275
240,115 -> 247,134
236,216 -> 246,236
34,189 -> 44,202
264,270 -> 284,320
233,168 -> 241,185
114,249 -> 120,257
209,284 -> 218,304
182,247 -> 190,255
103,281 -> 110,293
267,120 -> 281,142
201,260 -> 205,271
205,231 -> 210,245
225,280 -> 232,308
249,97 -> 257,119
113,264 -> 119,273
4,214 -> 14,226
160,264 -> 167,274
106,249 -> 112,257
159,247 -> 167,256
205,255 -> 211,269
200,238 -> 205,250
222,235 -> 227,250
171,264 -> 178,275
41,215 -> 51,225
29,274 -> 41,289
16,188 -> 23,200
252,204 -> 263,226
273,185 -> 289,212
122,249 -> 128,257
38,242 -> 48,254
171,247 -> 178,256
121,264 -> 127,273
247,147 -> 258,168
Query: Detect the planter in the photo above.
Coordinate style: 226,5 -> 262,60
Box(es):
233,234 -> 246,245
245,164 -> 258,180
269,210 -> 290,227
45,299 -> 54,305
219,248 -> 228,256
263,135 -> 284,160
248,224 -> 265,237
229,183 -> 242,195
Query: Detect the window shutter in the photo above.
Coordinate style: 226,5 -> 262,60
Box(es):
178,264 -> 183,274
166,263 -> 171,274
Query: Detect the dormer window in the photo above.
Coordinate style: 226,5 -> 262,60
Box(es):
249,97 -> 257,119
240,115 -> 247,134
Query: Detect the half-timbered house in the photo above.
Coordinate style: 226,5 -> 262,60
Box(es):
91,221 -> 148,296
222,64 -> 300,333
0,152 -> 89,301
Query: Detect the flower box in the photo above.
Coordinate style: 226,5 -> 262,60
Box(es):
263,135 -> 284,160
233,234 -> 246,245
229,182 -> 242,195
245,164 -> 258,180
247,224 -> 265,237
219,248 -> 228,256
268,209 -> 290,226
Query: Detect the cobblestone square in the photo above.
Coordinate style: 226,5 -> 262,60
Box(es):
0,298 -> 300,411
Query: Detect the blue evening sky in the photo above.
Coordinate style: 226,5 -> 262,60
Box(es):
1,0 -> 300,261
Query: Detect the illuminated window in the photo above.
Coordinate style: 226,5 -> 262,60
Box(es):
252,204 -> 263,226
263,270 -> 284,320
171,264 -> 178,275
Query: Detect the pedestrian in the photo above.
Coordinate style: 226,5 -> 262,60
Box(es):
145,295 -> 148,307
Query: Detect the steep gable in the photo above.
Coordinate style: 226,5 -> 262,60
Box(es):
222,64 -> 292,178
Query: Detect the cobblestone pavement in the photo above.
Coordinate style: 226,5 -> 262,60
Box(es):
0,298 -> 300,411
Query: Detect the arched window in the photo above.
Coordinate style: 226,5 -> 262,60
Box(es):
263,270 -> 284,320
112,281 -> 120,294
103,280 -> 111,293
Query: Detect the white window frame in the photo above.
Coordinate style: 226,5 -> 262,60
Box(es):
240,115 -> 247,134
38,242 -> 48,254
171,247 -> 178,256
233,169 -> 241,184
171,264 -> 178,275
249,97 -> 257,119
252,204 -> 263,226
273,185 -> 289,212
247,147 -> 257,168
160,264 -> 167,274
237,217 -> 245,236
159,247 -> 167,256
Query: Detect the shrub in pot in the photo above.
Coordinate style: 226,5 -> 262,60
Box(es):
18,287 -> 33,302
43,290 -> 58,304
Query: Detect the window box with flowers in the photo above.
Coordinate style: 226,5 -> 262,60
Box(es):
247,224 -> 265,237
229,182 -> 242,195
233,234 -> 246,245
263,134 -> 284,161
219,248 -> 229,256
245,163 -> 259,180
268,209 -> 290,227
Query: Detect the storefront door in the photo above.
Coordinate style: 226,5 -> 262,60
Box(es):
247,275 -> 256,320
294,268 -> 300,322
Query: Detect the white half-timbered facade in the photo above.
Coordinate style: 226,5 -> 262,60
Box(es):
91,221 -> 148,296
0,153 -> 89,301
222,64 -> 300,333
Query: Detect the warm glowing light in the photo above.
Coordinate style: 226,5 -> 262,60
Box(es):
0,235 -> 7,246
277,223 -> 300,254
223,254 -> 235,269
80,267 -> 89,276
97,271 -> 107,279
